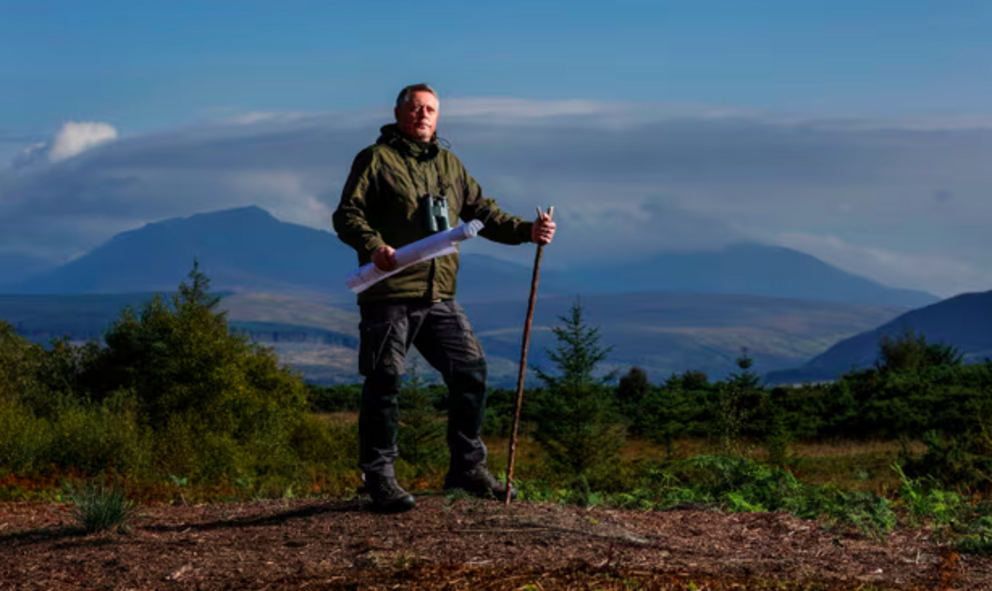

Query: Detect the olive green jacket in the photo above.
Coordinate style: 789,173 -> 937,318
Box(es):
333,124 -> 533,304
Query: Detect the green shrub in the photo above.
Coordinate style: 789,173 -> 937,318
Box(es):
902,429 -> 992,492
894,463 -> 963,526
0,322 -> 44,408
48,402 -> 149,475
290,415 -> 358,465
636,385 -> 705,453
306,384 -> 361,413
481,387 -> 525,437
0,400 -> 51,472
957,515 -> 992,556
617,367 -> 650,413
877,329 -> 963,373
81,262 -> 309,483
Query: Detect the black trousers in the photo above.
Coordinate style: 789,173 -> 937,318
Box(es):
357,299 -> 488,478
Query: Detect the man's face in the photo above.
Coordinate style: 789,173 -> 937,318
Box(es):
395,90 -> 439,142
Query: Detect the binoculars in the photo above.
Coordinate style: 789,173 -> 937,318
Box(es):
421,194 -> 450,233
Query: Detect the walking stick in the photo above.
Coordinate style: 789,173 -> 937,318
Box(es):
505,206 -> 553,505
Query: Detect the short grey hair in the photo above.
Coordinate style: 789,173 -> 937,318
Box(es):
396,83 -> 437,109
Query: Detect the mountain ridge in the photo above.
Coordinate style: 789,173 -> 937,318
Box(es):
766,289 -> 992,384
8,205 -> 939,310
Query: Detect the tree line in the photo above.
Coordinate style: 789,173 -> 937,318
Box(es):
3,262 -> 992,496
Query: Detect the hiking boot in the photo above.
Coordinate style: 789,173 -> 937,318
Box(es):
363,474 -> 415,513
444,465 -> 517,500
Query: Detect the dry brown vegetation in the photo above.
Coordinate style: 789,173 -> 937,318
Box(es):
2,495 -> 988,590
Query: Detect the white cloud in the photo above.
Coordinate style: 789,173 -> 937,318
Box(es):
226,111 -> 309,125
48,121 -> 118,162
442,98 -> 607,119
10,122 -> 119,169
2,99 -> 992,297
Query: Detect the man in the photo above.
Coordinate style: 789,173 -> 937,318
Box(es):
333,84 -> 555,512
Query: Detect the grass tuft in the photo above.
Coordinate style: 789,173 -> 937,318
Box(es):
68,482 -> 135,534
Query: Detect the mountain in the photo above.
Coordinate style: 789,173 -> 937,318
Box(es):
766,290 -> 992,384
9,206 -> 578,303
10,206 -> 939,310
462,291 -> 905,384
569,242 -> 939,308
10,206 -> 937,309
13,206 -> 358,299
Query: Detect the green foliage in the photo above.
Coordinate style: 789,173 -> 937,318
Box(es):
514,454 -> 901,539
714,350 -> 764,456
901,428 -> 992,491
306,383 -> 361,413
894,462 -> 963,526
634,382 -> 707,454
618,353 -> 992,460
81,261 -> 308,481
0,261 -> 310,487
617,366 -> 650,411
0,388 -> 149,475
396,362 -> 446,474
689,455 -> 803,513
290,416 -> 358,467
533,299 -> 615,390
530,301 -> 625,483
0,398 -> 52,471
481,387 -> 517,437
68,481 -> 136,534
957,515 -> 992,556
0,321 -> 44,408
48,399 -> 150,475
877,329 -> 964,373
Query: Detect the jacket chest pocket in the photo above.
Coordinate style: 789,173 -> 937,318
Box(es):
378,169 -> 420,220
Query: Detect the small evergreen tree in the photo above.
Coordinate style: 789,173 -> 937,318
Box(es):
397,361 -> 446,475
715,348 -> 763,456
530,300 -> 624,483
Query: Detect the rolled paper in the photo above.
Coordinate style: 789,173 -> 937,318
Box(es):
346,219 -> 485,294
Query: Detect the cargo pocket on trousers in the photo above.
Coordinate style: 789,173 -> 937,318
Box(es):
358,320 -> 395,376
450,302 -> 485,361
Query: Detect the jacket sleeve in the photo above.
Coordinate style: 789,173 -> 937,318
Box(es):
458,161 -> 533,245
333,149 -> 387,260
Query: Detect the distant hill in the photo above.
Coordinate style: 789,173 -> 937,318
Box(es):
570,242 -> 939,308
9,206 -> 938,309
9,206 -> 577,303
0,290 -> 905,386
463,291 -> 906,383
766,289 -> 992,384
13,206 -> 358,299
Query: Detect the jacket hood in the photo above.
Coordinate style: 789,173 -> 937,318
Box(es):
377,124 -> 439,160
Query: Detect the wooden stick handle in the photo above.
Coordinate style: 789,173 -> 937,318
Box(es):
505,206 -> 553,505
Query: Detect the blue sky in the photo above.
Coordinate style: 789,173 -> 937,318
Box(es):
1,1 -> 992,296
3,1 -> 991,133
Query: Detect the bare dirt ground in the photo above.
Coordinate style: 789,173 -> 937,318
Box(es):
1,496 -> 988,590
